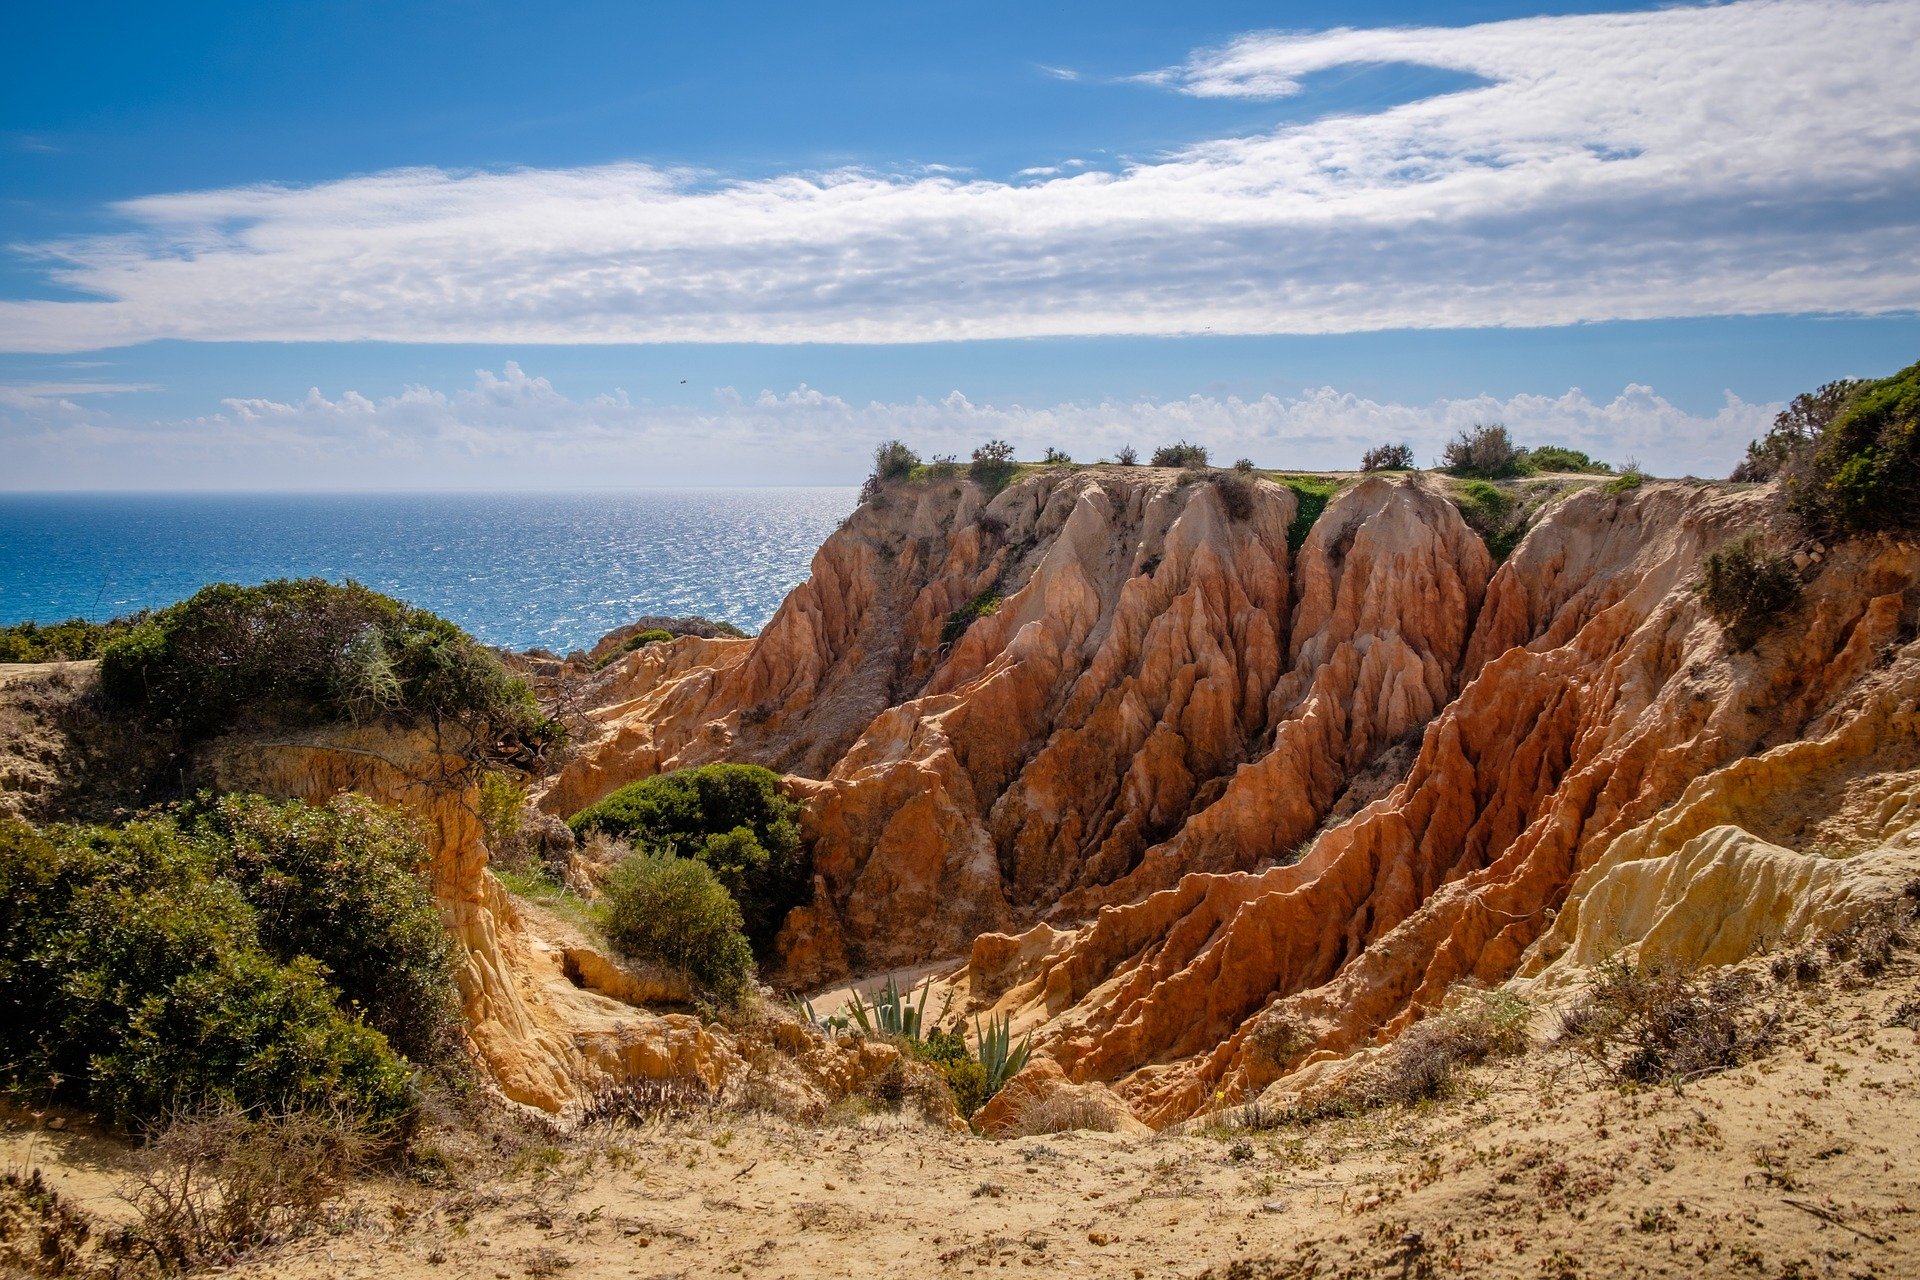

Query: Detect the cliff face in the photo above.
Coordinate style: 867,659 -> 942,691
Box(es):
545,470 -> 1501,984
543,467 -> 1920,1127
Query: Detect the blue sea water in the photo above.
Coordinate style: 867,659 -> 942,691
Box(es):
0,489 -> 858,652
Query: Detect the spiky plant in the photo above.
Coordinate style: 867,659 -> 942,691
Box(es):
975,1011 -> 1033,1097
846,975 -> 932,1039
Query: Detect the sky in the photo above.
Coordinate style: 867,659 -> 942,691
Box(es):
2,0 -> 1917,489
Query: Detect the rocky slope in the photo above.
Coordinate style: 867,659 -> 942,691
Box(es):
543,465 -> 1920,1127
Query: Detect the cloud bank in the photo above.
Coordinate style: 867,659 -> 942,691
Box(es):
1,363 -> 1774,488
1,0 -> 1916,353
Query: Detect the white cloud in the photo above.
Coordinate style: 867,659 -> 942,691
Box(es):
0,362 -> 1773,488
1,0 -> 1915,354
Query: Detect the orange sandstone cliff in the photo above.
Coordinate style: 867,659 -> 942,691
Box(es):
538,465 -> 1920,1128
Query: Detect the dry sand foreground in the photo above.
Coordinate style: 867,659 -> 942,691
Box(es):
12,959 -> 1914,1280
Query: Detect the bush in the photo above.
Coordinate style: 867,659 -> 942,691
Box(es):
1041,447 -> 1072,465
598,853 -> 754,1004
0,615 -> 142,664
1786,360 -> 1920,536
861,440 -> 922,503
123,1106 -> 369,1272
941,588 -> 1003,646
1212,470 -> 1258,522
1151,441 -> 1209,469
1604,461 -> 1646,494
969,440 -> 1019,493
1442,424 -> 1532,479
1114,445 -> 1138,467
1731,378 -> 1866,483
98,579 -> 557,757
1527,445 -> 1613,475
1360,443 -> 1414,472
1349,988 -> 1530,1107
182,793 -> 461,1068
1698,534 -> 1800,651
1555,959 -> 1776,1086
1232,457 -> 1255,472
911,1028 -> 990,1117
567,763 -> 808,952
1450,480 -> 1527,563
0,802 -> 442,1136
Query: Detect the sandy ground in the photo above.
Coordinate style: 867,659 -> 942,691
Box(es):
10,954 -> 1911,1280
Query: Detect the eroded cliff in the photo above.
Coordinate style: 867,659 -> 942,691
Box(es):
540,465 -> 1920,1127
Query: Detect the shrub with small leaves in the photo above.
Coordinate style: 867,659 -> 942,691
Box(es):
1359,443 -> 1415,472
1527,445 -> 1613,475
568,763 -> 808,953
1114,445 -> 1139,466
598,853 -> 755,1004
1041,447 -> 1072,465
969,440 -> 1020,493
1152,441 -> 1210,469
1442,424 -> 1532,479
1698,534 -> 1800,651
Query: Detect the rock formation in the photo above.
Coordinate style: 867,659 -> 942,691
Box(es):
542,465 -> 1920,1128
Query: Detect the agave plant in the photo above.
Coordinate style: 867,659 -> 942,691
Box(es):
974,1011 -> 1032,1097
846,974 -> 932,1040
792,995 -> 849,1034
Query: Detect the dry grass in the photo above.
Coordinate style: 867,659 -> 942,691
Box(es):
119,1108 -> 370,1272
1006,1089 -> 1124,1137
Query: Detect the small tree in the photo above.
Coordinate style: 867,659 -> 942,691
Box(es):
969,440 -> 1019,492
1360,443 -> 1414,472
1041,447 -> 1072,465
1732,379 -> 1867,483
1232,457 -> 1255,472
1151,441 -> 1209,469
1441,424 -> 1531,479
1114,445 -> 1138,467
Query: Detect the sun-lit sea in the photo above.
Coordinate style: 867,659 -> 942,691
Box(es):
0,489 -> 858,652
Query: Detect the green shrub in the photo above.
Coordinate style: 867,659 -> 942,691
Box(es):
1442,424 -> 1533,479
1114,445 -> 1138,466
969,440 -> 1019,494
98,579 -> 558,756
596,628 -> 676,669
1042,447 -> 1072,465
598,853 -> 754,1004
1527,445 -> 1613,475
1604,463 -> 1645,494
1698,534 -> 1801,651
1450,480 -> 1527,562
568,763 -> 807,952
1786,360 -> 1920,537
182,793 -> 461,1068
941,588 -> 1003,646
862,440 -> 922,503
1731,378 -> 1866,482
0,615 -> 142,664
1151,441 -> 1209,469
0,811 -> 422,1134
912,1028 -> 989,1117
1275,475 -> 1342,553
1359,443 -> 1414,472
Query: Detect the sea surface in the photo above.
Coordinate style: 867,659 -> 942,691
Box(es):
0,489 -> 858,652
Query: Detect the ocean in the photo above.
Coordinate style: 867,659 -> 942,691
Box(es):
0,489 -> 858,652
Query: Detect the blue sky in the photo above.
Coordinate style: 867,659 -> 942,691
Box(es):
3,0 -> 1916,488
